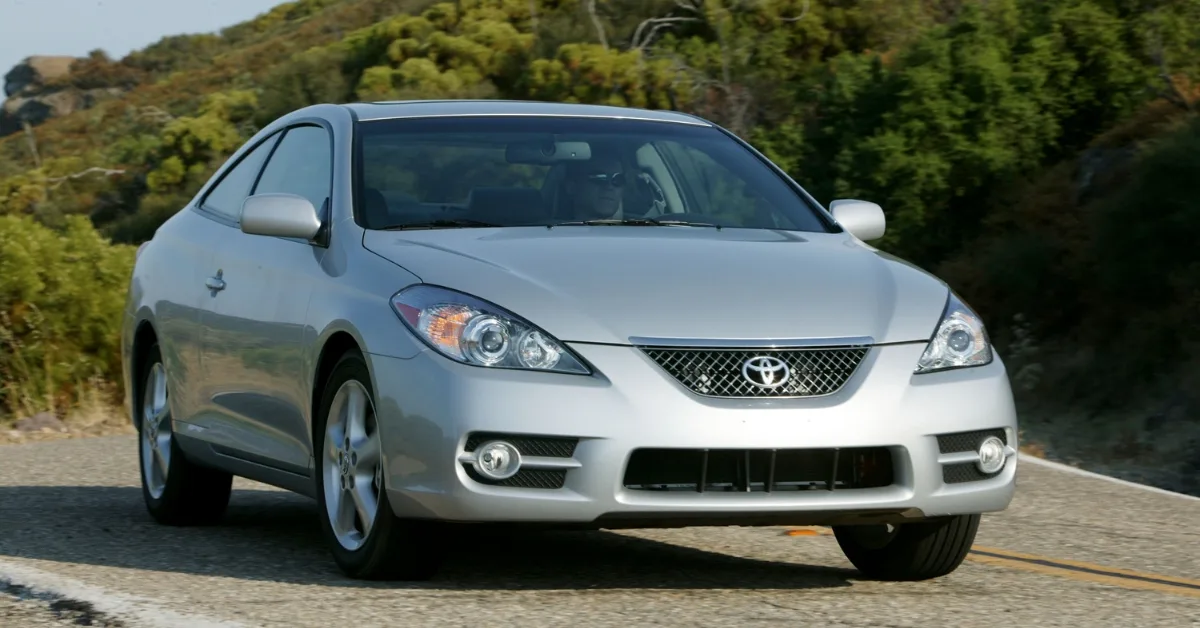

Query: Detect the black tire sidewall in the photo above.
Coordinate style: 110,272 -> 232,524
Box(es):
313,350 -> 397,574
137,341 -> 232,525
137,342 -> 173,513
834,515 -> 980,581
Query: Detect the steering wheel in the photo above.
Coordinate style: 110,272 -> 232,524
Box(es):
637,172 -> 668,215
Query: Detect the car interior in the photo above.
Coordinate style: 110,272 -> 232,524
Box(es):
358,139 -> 712,229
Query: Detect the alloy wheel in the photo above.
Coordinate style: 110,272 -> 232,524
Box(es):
321,379 -> 383,552
140,362 -> 172,500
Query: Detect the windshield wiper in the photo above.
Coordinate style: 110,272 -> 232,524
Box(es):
549,217 -> 721,229
653,218 -> 722,229
381,218 -> 503,230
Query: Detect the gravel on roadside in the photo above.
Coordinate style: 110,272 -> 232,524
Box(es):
1,579 -> 126,627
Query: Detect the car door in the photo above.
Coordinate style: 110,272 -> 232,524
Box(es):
174,130 -> 281,435
197,123 -> 333,476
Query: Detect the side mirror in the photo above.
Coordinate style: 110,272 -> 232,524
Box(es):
240,193 -> 322,240
829,199 -> 885,241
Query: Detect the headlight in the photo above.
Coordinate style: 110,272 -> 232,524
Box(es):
390,284 -> 591,374
914,291 -> 993,374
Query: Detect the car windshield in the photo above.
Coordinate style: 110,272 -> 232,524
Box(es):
354,115 -> 833,233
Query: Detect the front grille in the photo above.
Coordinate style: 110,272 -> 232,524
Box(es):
639,346 -> 869,398
464,467 -> 567,489
623,447 -> 894,492
464,432 -> 578,458
937,428 -> 1007,454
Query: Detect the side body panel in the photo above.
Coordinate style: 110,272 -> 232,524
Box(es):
122,208 -> 221,429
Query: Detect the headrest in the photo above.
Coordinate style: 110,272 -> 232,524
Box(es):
466,187 -> 547,225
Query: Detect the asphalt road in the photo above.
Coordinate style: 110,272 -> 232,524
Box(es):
1,435 -> 1198,628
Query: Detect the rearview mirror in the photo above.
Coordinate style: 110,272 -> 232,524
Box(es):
506,140 -> 592,164
829,199 -> 885,241
241,193 -> 322,240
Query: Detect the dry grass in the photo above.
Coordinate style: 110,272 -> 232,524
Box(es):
0,408 -> 134,445
1018,438 -> 1047,459
0,382 -> 134,446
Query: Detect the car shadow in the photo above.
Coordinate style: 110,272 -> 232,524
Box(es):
0,485 -> 858,591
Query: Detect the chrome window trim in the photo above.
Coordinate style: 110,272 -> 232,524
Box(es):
355,112 -> 712,126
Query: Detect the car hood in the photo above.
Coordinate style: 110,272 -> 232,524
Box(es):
362,226 -> 948,346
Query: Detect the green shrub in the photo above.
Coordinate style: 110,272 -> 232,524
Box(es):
0,215 -> 135,420
1081,114 -> 1200,380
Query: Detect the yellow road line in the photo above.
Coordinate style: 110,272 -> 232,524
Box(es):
967,545 -> 1200,599
783,528 -> 1200,598
784,526 -> 831,536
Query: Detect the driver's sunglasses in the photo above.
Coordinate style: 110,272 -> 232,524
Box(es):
583,171 -> 625,188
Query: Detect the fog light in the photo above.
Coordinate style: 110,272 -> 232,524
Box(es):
976,436 -> 1006,474
473,441 -> 522,480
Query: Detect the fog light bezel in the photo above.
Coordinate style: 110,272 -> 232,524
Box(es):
976,436 -> 1007,474
471,440 -> 523,481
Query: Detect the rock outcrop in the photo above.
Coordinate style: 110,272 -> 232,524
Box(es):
0,55 -> 125,138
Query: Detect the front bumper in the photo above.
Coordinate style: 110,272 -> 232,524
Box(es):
367,340 -> 1018,526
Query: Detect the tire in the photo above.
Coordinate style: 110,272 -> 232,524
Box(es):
313,349 -> 444,580
832,514 -> 980,581
138,341 -> 233,526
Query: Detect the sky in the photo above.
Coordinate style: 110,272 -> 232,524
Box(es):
0,0 -> 286,85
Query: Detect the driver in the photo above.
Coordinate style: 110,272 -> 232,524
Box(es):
562,147 -> 627,220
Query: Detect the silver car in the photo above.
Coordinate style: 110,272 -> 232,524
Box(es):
120,100 -> 1018,582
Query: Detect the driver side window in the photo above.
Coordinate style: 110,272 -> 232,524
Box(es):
200,132 -> 280,222
252,124 -> 333,214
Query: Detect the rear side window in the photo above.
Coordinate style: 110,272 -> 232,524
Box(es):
253,124 -> 333,212
201,133 -> 279,221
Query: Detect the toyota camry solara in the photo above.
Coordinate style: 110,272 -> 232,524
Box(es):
120,99 -> 1018,582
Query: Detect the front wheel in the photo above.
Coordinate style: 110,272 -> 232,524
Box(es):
313,349 -> 445,580
138,342 -> 233,525
833,514 -> 980,581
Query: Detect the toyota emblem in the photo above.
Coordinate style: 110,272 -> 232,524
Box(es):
742,356 -> 790,389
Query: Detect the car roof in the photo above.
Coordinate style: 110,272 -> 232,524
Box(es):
341,99 -> 713,127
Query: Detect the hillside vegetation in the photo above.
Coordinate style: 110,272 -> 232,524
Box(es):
1,0 -> 1198,487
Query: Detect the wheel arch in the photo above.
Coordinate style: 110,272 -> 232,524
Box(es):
310,329 -> 367,449
128,317 -> 160,432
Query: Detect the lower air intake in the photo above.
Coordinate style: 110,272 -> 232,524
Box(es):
623,447 -> 894,492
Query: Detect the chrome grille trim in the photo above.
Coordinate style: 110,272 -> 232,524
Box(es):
628,335 -> 874,348
638,344 -> 871,398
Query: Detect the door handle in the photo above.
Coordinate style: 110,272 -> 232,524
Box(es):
206,269 -> 225,292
